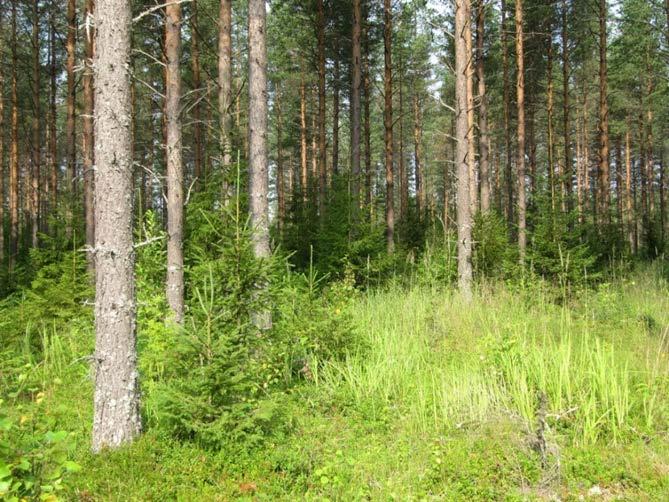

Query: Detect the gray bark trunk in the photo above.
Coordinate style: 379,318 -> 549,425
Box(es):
248,0 -> 271,329
455,0 -> 473,299
92,0 -> 141,452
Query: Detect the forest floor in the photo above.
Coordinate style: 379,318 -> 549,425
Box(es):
2,264 -> 669,500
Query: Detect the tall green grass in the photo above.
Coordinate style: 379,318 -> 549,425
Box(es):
320,270 -> 669,445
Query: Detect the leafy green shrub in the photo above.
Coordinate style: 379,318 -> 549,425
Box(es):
0,402 -> 80,501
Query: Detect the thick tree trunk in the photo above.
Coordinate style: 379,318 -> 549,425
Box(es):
165,2 -> 185,324
83,0 -> 96,274
515,0 -> 527,262
9,2 -> 19,270
383,0 -> 394,254
351,0 -> 362,211
31,1 -> 40,250
219,0 -> 233,182
501,0 -> 513,230
597,0 -> 610,223
476,0 -> 490,213
191,0 -> 203,186
92,0 -> 141,452
66,0 -> 77,239
456,0 -> 473,300
248,0 -> 271,329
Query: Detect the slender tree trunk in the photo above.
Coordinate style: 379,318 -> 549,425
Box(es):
383,0 -> 394,254
9,1 -> 19,270
248,0 -> 271,329
316,0 -> 327,216
455,0 -> 473,299
515,0 -> 527,262
31,1 -> 40,249
92,0 -> 141,452
598,0 -> 610,223
83,0 -> 96,274
165,2 -> 185,324
476,0 -> 490,213
276,88 -> 285,236
0,13 -> 4,265
615,135 -> 623,233
547,28 -> 556,212
332,46 -> 340,177
219,0 -> 233,183
66,0 -> 77,239
351,0 -> 362,211
625,126 -> 634,252
300,77 -> 308,203
645,75 -> 654,217
465,3 -> 477,215
191,0 -> 203,186
414,94 -> 424,219
49,4 -> 57,224
398,54 -> 407,223
561,0 -> 571,211
501,0 -> 513,230
363,27 -> 372,213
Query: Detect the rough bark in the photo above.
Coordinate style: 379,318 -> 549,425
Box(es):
383,0 -> 394,254
92,0 -> 141,452
248,0 -> 271,329
515,0 -> 527,262
351,0 -> 362,210
165,2 -> 185,324
84,0 -> 96,274
476,0 -> 490,213
456,0 -> 473,300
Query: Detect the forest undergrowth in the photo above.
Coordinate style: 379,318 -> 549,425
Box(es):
1,236 -> 668,500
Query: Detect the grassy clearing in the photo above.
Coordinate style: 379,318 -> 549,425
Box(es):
2,265 -> 669,500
